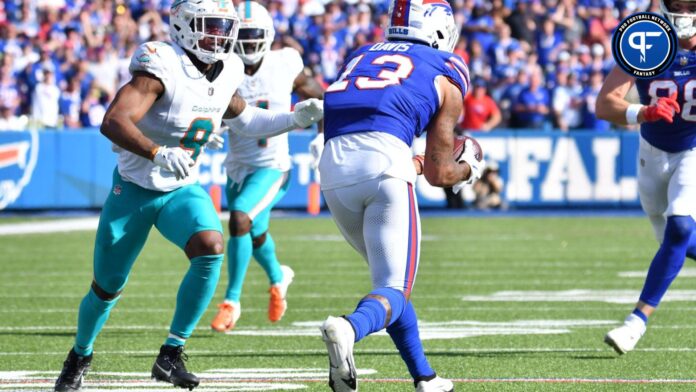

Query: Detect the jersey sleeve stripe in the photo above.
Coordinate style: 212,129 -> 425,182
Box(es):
446,61 -> 469,95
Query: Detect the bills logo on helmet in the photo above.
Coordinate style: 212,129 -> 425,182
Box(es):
0,129 -> 39,210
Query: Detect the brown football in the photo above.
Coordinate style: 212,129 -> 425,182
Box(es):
453,135 -> 483,162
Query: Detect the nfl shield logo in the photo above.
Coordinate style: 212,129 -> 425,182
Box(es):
113,185 -> 122,196
680,56 -> 689,66
208,87 -> 214,96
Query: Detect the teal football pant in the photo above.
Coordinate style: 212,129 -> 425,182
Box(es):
224,168 -> 289,302
74,169 -> 223,355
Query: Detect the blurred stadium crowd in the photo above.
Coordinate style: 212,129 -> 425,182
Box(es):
0,0 -> 655,132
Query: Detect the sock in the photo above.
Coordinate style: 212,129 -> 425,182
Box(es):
74,288 -> 119,356
345,288 -> 406,342
687,231 -> 696,261
252,233 -> 283,284
164,333 -> 186,347
224,234 -> 253,302
639,216 -> 695,306
386,301 -> 434,380
632,308 -> 648,324
169,254 -> 223,342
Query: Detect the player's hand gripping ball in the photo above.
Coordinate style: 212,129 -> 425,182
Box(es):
452,136 -> 485,193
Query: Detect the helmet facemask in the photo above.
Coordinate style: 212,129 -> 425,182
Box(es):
235,27 -> 272,65
191,16 -> 239,63
234,1 -> 275,65
661,0 -> 696,39
170,0 -> 240,64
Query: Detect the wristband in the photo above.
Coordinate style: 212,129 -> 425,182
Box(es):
625,104 -> 643,125
149,146 -> 160,161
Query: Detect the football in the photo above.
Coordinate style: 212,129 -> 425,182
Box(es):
453,135 -> 483,162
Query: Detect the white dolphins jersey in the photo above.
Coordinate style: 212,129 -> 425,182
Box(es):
224,48 -> 303,180
116,41 -> 244,192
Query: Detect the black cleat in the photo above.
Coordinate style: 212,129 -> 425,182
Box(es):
54,349 -> 92,391
151,345 -> 200,390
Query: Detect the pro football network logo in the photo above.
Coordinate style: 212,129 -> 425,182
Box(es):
612,12 -> 677,78
0,129 -> 39,210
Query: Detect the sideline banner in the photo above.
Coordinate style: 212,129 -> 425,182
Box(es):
0,129 -> 641,210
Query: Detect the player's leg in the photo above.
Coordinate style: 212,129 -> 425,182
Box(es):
320,180 -> 375,392
153,184 -> 224,389
56,171 -> 155,391
361,179 -> 446,386
606,145 -> 695,354
248,170 -> 292,322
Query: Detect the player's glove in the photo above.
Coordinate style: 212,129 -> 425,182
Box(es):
152,146 -> 194,180
452,139 -> 486,194
643,92 -> 680,123
294,98 -> 324,128
204,133 -> 224,150
308,132 -> 324,169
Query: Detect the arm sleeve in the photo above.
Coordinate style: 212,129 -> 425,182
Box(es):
223,105 -> 298,138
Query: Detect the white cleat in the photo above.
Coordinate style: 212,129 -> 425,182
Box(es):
416,376 -> 454,392
604,314 -> 646,355
320,316 -> 357,392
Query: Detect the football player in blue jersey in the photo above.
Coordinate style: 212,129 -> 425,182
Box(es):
596,0 -> 696,355
317,0 -> 484,390
53,1 -> 323,391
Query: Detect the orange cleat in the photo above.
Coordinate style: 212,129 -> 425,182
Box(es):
268,265 -> 294,323
211,302 -> 240,332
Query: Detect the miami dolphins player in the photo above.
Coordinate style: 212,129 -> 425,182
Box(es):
53,1 -> 323,390
597,0 -> 696,355
318,0 -> 483,390
210,1 -> 324,333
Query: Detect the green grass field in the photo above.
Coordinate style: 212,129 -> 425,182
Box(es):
2,215 -> 696,391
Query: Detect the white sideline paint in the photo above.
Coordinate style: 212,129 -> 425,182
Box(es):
462,289 -> 696,304
0,217 -> 98,235
619,268 -> 696,278
0,368 -> 379,391
0,319 -> 615,340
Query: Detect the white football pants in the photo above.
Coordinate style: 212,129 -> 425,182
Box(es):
323,176 -> 420,296
638,136 -> 696,243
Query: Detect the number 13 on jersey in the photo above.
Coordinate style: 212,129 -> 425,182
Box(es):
327,54 -> 415,92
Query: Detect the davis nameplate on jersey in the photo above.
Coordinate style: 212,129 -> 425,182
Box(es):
612,12 -> 677,78
0,129 -> 39,210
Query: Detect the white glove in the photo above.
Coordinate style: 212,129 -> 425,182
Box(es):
204,133 -> 224,150
308,132 -> 324,169
152,146 -> 194,180
452,140 -> 486,194
294,98 -> 324,128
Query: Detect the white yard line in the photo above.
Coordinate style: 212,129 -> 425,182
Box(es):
0,217 -> 99,235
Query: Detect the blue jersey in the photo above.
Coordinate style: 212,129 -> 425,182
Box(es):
324,41 -> 469,146
636,51 -> 696,152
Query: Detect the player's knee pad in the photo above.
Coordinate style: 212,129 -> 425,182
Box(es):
229,211 -> 251,236
363,287 -> 406,327
252,232 -> 267,249
665,216 -> 695,244
91,280 -> 122,302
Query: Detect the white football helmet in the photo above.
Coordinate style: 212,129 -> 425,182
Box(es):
234,1 -> 275,65
386,0 -> 459,53
660,0 -> 696,39
170,0 -> 240,64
